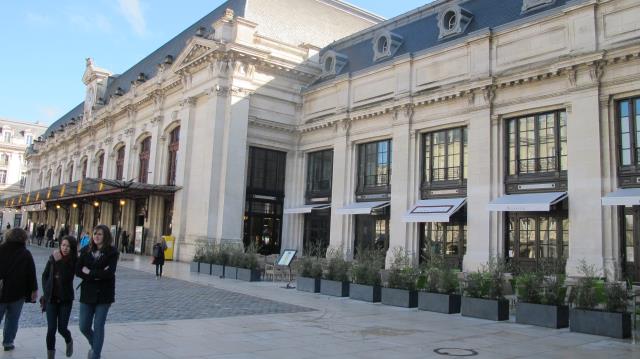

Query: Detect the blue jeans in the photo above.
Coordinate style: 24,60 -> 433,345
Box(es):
46,301 -> 73,350
79,303 -> 110,359
0,299 -> 25,346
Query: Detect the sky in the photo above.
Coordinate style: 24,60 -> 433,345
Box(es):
0,0 -> 433,126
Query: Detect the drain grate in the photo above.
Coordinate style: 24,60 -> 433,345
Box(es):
433,348 -> 478,357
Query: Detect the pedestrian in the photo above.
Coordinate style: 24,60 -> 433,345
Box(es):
46,226 -> 55,248
79,232 -> 90,251
41,236 -> 77,359
152,239 -> 167,279
121,231 -> 129,254
0,228 -> 38,352
37,224 -> 45,246
76,224 -> 118,359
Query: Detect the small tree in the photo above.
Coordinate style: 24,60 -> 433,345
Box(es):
387,247 -> 418,291
351,246 -> 384,286
324,247 -> 350,282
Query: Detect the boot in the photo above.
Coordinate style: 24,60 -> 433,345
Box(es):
66,339 -> 73,357
48,349 -> 55,359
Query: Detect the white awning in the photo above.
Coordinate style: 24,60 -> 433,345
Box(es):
283,204 -> 331,214
602,188 -> 640,206
336,201 -> 390,215
487,192 -> 567,212
402,197 -> 466,223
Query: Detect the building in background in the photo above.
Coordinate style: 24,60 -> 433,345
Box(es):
0,118 -> 47,230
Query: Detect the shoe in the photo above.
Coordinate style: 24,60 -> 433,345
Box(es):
66,339 -> 73,357
87,349 -> 93,359
48,349 -> 56,359
3,344 -> 15,351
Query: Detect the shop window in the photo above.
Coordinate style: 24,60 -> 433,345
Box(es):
420,221 -> 467,269
354,206 -> 389,256
357,139 -> 391,198
306,149 -> 333,202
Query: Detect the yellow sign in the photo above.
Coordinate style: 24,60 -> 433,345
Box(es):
60,184 -> 66,197
162,236 -> 175,261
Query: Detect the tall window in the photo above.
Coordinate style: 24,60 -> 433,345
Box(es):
115,147 -> 125,180
97,153 -> 104,179
357,140 -> 391,193
420,221 -> 467,268
0,153 -> 8,166
68,164 -> 73,183
19,173 -> 26,188
507,111 -> 567,176
138,137 -> 151,183
26,135 -> 33,146
306,149 -> 333,200
247,147 -> 286,194
167,127 -> 180,185
81,159 -> 87,179
56,167 -> 62,185
4,132 -> 11,143
423,127 -> 467,183
0,170 -> 6,184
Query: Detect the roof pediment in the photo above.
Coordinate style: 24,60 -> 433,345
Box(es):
172,37 -> 220,73
82,58 -> 111,85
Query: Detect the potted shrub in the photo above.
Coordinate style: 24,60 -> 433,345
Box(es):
515,270 -> 568,328
350,247 -> 384,302
461,259 -> 509,321
296,255 -> 322,293
236,245 -> 261,282
191,243 -> 206,273
211,244 -> 228,278
320,248 -> 350,297
224,245 -> 244,280
381,248 -> 419,308
417,257 -> 461,314
568,261 -> 631,338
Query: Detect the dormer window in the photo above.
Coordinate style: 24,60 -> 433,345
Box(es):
521,0 -> 555,13
438,6 -> 473,40
320,51 -> 348,78
372,30 -> 403,62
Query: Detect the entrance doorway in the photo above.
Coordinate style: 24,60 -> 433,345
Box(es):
622,207 -> 640,283
303,210 -> 330,256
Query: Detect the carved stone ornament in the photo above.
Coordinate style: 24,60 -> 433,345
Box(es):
124,128 -> 135,137
589,60 -> 605,83
180,97 -> 196,108
483,85 -> 496,104
566,67 -> 578,87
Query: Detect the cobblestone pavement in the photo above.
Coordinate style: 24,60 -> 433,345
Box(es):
18,245 -> 313,328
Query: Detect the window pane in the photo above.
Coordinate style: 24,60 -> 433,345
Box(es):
462,128 -> 468,180
518,217 -> 536,258
562,218 -> 569,259
620,101 -> 632,166
424,135 -> 431,182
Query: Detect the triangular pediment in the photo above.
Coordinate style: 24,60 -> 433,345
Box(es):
172,37 -> 219,73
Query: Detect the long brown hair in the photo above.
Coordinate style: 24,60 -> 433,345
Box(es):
90,224 -> 113,252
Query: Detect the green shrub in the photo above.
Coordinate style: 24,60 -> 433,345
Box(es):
605,282 -> 629,313
324,248 -> 350,282
298,255 -> 322,278
464,259 -> 507,300
193,243 -> 207,262
240,243 -> 259,270
569,260 -> 600,310
515,272 -> 543,304
351,247 -> 384,286
540,275 -> 567,306
418,256 -> 459,294
387,248 -> 418,291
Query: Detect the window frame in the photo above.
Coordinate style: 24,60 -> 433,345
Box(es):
356,139 -> 392,199
615,97 -> 640,187
97,153 -> 105,179
167,127 -> 180,186
138,137 -> 151,184
421,127 -> 468,198
305,149 -> 333,203
115,147 -> 125,181
247,147 -> 287,196
419,219 -> 467,269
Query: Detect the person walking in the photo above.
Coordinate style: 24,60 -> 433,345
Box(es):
76,224 -> 118,359
42,236 -> 77,359
152,239 -> 167,279
37,224 -> 45,246
120,231 -> 129,254
46,226 -> 55,248
0,228 -> 38,352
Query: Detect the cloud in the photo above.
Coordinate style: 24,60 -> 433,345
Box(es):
117,0 -> 146,36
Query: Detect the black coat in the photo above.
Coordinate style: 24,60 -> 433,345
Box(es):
0,241 -> 37,303
75,246 -> 119,304
42,255 -> 76,303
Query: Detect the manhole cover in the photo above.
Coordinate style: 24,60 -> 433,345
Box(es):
433,348 -> 478,357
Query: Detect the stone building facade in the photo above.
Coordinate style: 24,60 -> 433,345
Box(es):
0,118 -> 47,229
8,0 -> 640,281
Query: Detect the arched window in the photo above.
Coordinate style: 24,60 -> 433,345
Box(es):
56,167 -> 62,185
97,153 -> 105,179
47,170 -> 52,186
167,127 -> 180,185
81,158 -> 88,179
138,137 -> 151,183
115,146 -> 125,180
67,163 -> 73,183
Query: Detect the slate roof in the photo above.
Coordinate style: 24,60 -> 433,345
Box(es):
312,0 -> 584,87
44,0 -> 247,138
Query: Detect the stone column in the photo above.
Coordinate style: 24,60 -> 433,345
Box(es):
329,120 -> 354,258
464,91 -> 494,272
388,105 -> 416,266
566,86 -> 604,276
281,149 -> 305,252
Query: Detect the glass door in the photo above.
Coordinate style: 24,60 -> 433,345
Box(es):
623,207 -> 639,283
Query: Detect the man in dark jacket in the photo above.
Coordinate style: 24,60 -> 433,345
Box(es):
46,226 -> 55,248
0,228 -> 38,351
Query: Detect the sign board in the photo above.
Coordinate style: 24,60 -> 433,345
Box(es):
163,235 -> 175,261
134,226 -> 144,254
277,249 -> 297,267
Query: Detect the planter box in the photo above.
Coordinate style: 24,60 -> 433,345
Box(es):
418,292 -> 461,314
461,297 -> 509,321
297,277 -> 320,293
320,279 -> 349,297
224,266 -> 237,279
211,264 -> 225,277
236,268 -> 261,282
569,309 -> 631,339
516,303 -> 568,328
190,262 -> 199,273
199,263 -> 212,275
349,283 -> 381,302
381,287 -> 418,308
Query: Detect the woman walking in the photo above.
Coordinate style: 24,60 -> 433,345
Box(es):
152,239 -> 167,279
42,236 -> 77,358
76,225 -> 118,359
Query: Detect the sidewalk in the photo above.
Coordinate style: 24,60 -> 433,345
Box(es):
3,253 -> 638,359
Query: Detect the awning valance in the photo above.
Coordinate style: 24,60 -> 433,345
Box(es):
336,201 -> 390,215
284,204 -> 331,214
602,188 -> 640,206
487,192 -> 567,212
402,197 -> 466,223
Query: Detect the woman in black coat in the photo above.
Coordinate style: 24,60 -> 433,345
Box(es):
76,225 -> 118,359
42,236 -> 77,358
